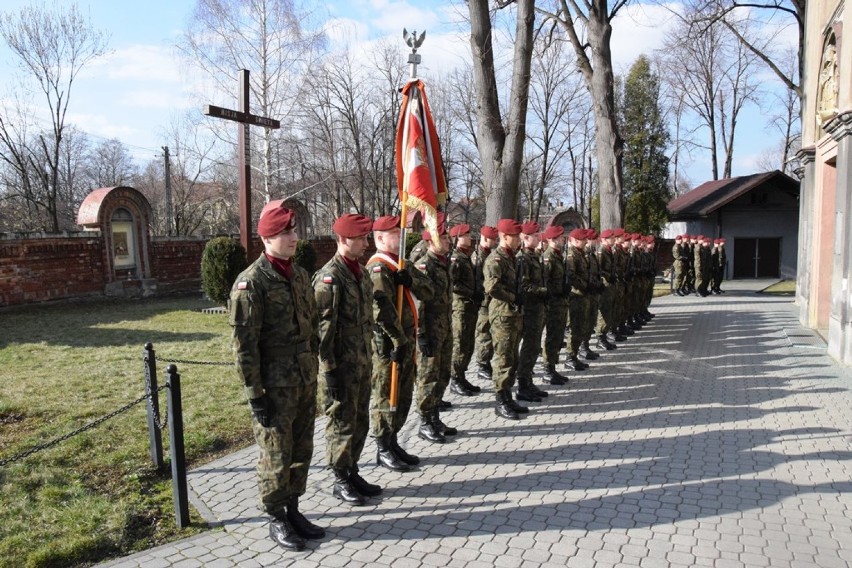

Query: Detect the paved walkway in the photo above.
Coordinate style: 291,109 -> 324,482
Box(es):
99,280 -> 852,568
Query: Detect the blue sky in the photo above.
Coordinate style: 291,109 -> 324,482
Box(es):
0,0 -> 794,188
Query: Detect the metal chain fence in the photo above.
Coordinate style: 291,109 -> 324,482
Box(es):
0,384 -> 168,468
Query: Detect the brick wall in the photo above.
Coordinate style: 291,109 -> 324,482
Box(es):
0,236 -> 106,306
151,238 -> 207,292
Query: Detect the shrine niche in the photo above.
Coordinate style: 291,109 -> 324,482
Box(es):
77,186 -> 156,296
282,198 -> 312,237
817,28 -> 841,130
545,207 -> 588,233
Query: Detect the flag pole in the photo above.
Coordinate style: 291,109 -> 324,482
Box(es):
390,29 -> 425,412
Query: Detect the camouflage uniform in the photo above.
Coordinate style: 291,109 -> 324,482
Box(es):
516,247 -> 548,388
366,254 -> 433,445
567,244 -> 591,357
685,242 -> 696,291
613,243 -> 629,336
229,254 -> 319,517
450,247 -> 479,384
595,244 -> 618,343
673,241 -> 687,292
695,243 -> 712,295
473,246 -> 493,375
483,246 -> 522,393
413,249 -> 453,422
584,247 -> 603,353
313,253 -> 374,471
542,245 -> 570,369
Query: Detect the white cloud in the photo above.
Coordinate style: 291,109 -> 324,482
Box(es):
85,45 -> 183,83
611,3 -> 683,72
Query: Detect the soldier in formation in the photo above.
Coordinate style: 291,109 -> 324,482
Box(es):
540,225 -> 571,385
515,221 -> 550,402
448,223 -> 484,397
229,202 -> 324,551
314,213 -> 380,506
473,226 -> 498,384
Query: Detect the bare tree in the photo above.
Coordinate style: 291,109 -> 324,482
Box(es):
468,0 -> 536,223
86,138 -> 138,188
537,0 -> 630,230
0,2 -> 108,231
659,7 -> 759,179
179,0 -> 325,203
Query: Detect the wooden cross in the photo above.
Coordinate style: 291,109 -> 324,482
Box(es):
203,69 -> 280,253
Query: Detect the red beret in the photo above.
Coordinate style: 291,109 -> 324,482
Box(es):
613,228 -> 625,237
497,219 -> 522,235
333,213 -> 373,238
568,228 -> 586,240
480,225 -> 498,239
257,202 -> 295,237
521,221 -> 540,235
449,224 -> 470,238
422,230 -> 431,241
719,238 -> 726,243
542,225 -> 564,240
372,215 -> 400,232
586,229 -> 598,240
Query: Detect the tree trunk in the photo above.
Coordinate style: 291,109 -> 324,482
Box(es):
587,10 -> 623,230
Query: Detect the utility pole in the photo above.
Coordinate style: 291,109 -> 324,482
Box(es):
163,146 -> 174,236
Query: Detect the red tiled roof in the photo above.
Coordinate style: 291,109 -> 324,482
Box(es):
667,170 -> 799,218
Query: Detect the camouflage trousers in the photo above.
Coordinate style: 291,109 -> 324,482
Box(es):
323,365 -> 371,470
252,384 -> 317,516
416,323 -> 452,415
489,311 -> 522,392
686,267 -> 696,289
451,298 -> 479,378
370,327 -> 416,440
673,260 -> 687,289
517,303 -> 545,379
696,269 -> 710,294
596,285 -> 616,336
584,293 -> 600,341
543,300 -> 569,365
568,294 -> 588,354
475,304 -> 493,367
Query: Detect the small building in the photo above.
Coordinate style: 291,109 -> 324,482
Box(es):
665,171 -> 800,279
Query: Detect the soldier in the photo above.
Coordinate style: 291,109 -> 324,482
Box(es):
614,231 -> 635,338
672,235 -> 687,296
582,229 -> 602,360
516,221 -> 550,402
314,213 -> 378,506
366,215 -> 433,472
686,235 -> 698,294
474,226 -> 498,382
229,203 -> 323,551
414,221 -> 457,443
448,223 -> 483,396
540,224 -> 571,385
713,238 -> 727,293
640,236 -> 656,321
595,229 -> 618,351
694,235 -> 711,297
484,218 -> 528,420
566,228 -> 591,371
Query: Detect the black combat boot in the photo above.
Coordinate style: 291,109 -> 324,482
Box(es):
376,434 -> 410,472
434,410 -> 458,436
286,496 -> 325,540
505,390 -> 530,414
543,364 -> 568,385
477,361 -> 492,380
418,413 -> 446,443
269,513 -> 306,551
516,376 -> 542,402
455,374 -> 482,393
618,323 -> 635,336
597,334 -> 617,351
390,433 -> 420,466
494,391 -> 520,420
332,468 -> 365,506
569,353 -> 589,371
628,316 -> 643,330
529,379 -> 549,398
450,378 -> 475,396
349,465 -> 382,497
644,309 -> 655,319
437,399 -> 453,410
609,330 -> 627,342
581,341 -> 600,360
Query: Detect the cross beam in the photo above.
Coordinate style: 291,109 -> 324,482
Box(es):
203,69 -> 280,253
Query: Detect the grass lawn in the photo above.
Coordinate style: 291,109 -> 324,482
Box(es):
0,295 -> 253,568
760,279 -> 796,295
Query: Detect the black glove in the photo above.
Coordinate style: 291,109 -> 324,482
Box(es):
393,268 -> 413,288
249,395 -> 274,428
472,290 -> 485,304
324,371 -> 341,400
389,342 -> 408,363
417,334 -> 433,357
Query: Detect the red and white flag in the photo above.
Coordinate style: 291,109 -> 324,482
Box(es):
395,79 -> 447,238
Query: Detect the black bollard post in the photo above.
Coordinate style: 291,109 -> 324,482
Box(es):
143,343 -> 164,469
165,364 -> 189,528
